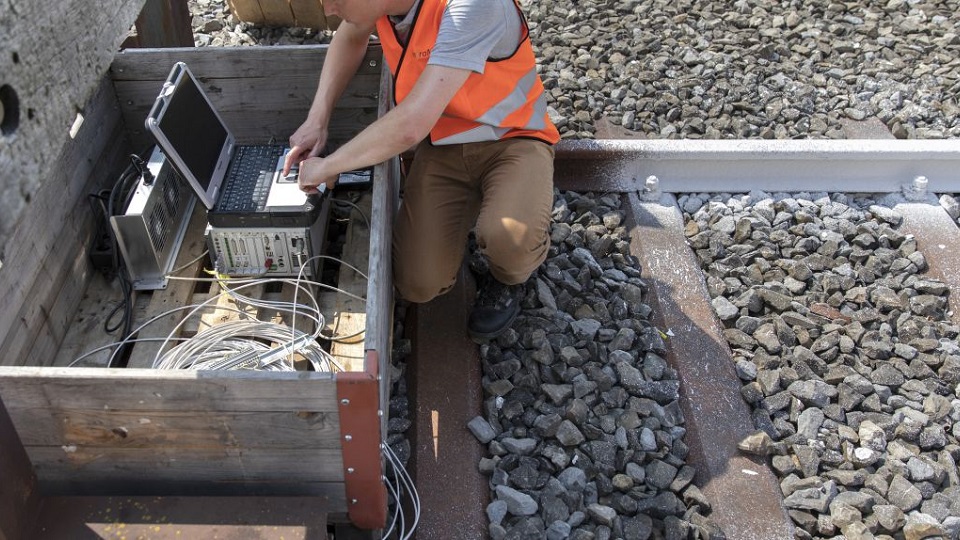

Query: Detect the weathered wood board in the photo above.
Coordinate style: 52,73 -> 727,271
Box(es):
110,46 -> 382,149
0,367 -> 345,495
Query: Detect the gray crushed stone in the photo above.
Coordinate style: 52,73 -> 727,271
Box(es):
681,191 -> 960,540
188,0 -> 960,140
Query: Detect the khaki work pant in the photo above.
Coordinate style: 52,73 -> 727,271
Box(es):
392,138 -> 555,303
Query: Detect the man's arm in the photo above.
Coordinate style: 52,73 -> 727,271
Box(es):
283,20 -> 374,174
297,63 -> 472,192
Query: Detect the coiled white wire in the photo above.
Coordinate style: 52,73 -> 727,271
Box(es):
70,256 -> 366,371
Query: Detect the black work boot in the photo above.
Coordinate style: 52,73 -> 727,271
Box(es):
468,275 -> 523,342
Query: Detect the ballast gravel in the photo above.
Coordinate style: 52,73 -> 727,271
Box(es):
473,190 -> 717,540
681,191 -> 960,540
188,0 -> 960,141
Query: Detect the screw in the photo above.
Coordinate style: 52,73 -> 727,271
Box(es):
645,175 -> 660,191
347,467 -> 355,474
341,398 -> 350,405
351,498 -> 358,505
345,434 -> 353,441
369,60 -> 378,67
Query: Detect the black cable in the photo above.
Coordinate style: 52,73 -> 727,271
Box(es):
100,153 -> 152,367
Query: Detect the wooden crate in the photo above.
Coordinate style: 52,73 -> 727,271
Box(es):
0,44 -> 398,531
227,0 -> 341,29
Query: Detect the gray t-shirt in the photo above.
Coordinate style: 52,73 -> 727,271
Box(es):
388,0 -> 523,74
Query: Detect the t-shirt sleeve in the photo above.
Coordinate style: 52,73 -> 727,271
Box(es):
428,0 -> 520,74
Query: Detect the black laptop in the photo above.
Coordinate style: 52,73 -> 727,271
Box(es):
145,62 -> 322,227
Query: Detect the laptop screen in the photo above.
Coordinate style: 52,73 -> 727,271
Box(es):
145,62 -> 235,209
155,71 -> 229,193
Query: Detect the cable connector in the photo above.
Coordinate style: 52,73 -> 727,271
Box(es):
130,154 -> 154,185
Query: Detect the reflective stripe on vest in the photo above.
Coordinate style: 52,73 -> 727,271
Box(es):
376,0 -> 560,145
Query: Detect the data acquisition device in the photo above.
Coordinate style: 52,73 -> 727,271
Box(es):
110,147 -> 196,290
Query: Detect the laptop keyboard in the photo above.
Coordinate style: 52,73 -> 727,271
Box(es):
216,145 -> 285,212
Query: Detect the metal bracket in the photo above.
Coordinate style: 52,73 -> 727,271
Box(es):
336,350 -> 387,530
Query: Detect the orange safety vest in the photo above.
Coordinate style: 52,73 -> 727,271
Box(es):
375,0 -> 560,145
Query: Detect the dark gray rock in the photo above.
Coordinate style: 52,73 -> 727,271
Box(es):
556,420 -> 585,447
468,416 -> 498,444
495,485 -> 539,516
887,474 -> 923,512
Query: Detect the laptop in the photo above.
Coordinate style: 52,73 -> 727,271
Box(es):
145,62 -> 322,228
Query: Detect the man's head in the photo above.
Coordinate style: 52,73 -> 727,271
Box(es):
323,0 -> 416,27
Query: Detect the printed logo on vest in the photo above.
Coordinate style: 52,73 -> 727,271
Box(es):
412,48 -> 432,60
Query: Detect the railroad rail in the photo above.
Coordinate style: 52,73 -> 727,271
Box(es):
408,139 -> 960,540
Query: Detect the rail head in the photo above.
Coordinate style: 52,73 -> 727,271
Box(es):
554,139 -> 960,195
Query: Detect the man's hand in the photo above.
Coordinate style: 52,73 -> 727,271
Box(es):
283,121 -> 329,175
298,156 -> 339,194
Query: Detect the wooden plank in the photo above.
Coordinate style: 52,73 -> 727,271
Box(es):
110,44 -> 379,80
199,282 -> 264,328
39,480 -> 347,500
366,159 -> 398,365
0,78 -> 129,367
26,446 -> 344,484
325,193 -> 371,373
109,46 -> 382,148
114,77 -> 379,148
0,0 -> 146,244
261,287 -> 318,331
227,0 -> 266,25
367,65 -> 398,425
34,496 -> 338,538
258,0 -> 296,26
11,408 -> 340,449
126,205 -> 210,368
0,368 -> 337,412
259,284 -> 323,371
52,273 -> 131,368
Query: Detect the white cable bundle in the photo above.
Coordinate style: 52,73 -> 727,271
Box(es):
153,319 -> 337,372
70,254 -> 366,372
